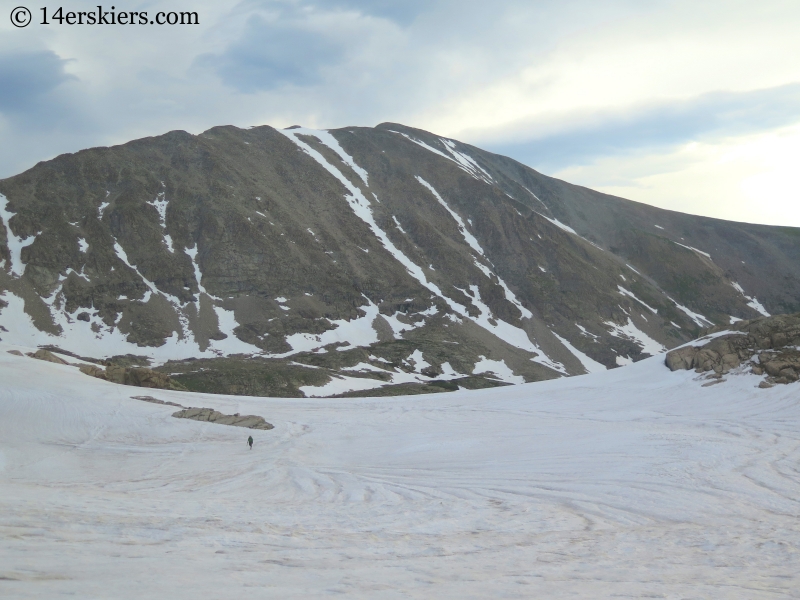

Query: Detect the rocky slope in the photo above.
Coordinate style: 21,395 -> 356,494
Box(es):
1,123 -> 799,396
666,313 -> 800,387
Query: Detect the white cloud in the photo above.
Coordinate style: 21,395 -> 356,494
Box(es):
555,123 -> 800,227
0,0 -> 799,226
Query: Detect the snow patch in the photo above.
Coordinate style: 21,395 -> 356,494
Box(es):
626,264 -> 641,275
666,296 -> 713,327
285,300 -> 380,354
617,286 -> 658,314
381,312 -> 426,338
730,282 -> 770,317
604,318 -> 666,356
286,127 -> 369,186
392,216 -> 406,234
472,356 -> 524,384
0,194 -> 38,276
533,209 -> 603,251
407,349 -> 430,372
300,374 -> 386,397
552,332 -> 607,374
417,176 -> 532,319
673,241 -> 711,259
281,130 -> 565,370
439,138 -> 494,184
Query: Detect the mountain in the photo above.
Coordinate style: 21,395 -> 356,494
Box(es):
1,123 -> 799,396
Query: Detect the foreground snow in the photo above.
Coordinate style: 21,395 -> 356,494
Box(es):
1,344 -> 798,598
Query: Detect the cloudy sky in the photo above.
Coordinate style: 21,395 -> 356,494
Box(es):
2,0 -> 799,226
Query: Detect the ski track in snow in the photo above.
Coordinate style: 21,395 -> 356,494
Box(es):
2,346 -> 799,598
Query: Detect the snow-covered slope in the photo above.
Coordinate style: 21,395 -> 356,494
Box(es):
2,343 -> 798,598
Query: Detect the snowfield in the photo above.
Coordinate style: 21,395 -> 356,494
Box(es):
1,344 -> 799,598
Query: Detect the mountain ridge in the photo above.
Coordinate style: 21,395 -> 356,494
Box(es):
1,122 -> 798,396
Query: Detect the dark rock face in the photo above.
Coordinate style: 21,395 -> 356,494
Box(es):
2,122 -> 800,396
665,313 -> 800,385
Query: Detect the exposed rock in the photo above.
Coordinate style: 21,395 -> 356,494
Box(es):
79,364 -> 106,378
130,395 -> 184,407
172,407 -> 273,430
666,313 -> 800,386
701,378 -> 725,387
664,346 -> 697,371
127,395 -> 272,430
6,349 -> 23,356
79,363 -> 186,390
27,349 -> 70,365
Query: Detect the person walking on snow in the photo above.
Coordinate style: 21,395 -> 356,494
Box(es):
248,435 -> 253,450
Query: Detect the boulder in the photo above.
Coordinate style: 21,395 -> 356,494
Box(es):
79,364 -> 107,379
28,349 -> 70,365
665,346 -> 698,371
720,353 -> 741,371
764,360 -> 789,377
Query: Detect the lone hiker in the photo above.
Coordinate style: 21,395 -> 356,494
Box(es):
248,435 -> 253,450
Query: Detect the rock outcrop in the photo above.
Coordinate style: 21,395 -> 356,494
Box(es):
78,363 -> 186,390
665,313 -> 800,385
128,395 -> 273,430
171,407 -> 273,430
131,395 -> 183,407
27,349 -> 70,365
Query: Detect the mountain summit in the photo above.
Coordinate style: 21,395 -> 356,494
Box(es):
1,123 -> 799,396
